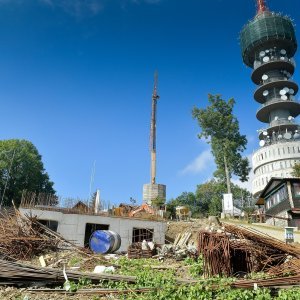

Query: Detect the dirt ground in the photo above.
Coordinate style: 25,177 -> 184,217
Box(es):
166,219 -> 209,245
0,287 -> 117,300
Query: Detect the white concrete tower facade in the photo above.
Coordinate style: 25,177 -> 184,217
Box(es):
240,0 -> 300,197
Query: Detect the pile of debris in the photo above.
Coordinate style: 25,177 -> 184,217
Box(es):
0,210 -> 82,261
198,223 -> 300,277
128,241 -> 156,259
155,231 -> 197,260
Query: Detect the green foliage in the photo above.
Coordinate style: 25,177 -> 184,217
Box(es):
64,277 -> 92,292
152,196 -> 165,208
246,272 -> 273,280
68,255 -> 83,267
195,179 -> 252,216
0,139 -> 55,207
277,288 -> 300,300
167,192 -> 196,218
167,180 -> 252,217
184,256 -> 204,278
216,288 -> 272,300
192,94 -> 251,192
292,163 -> 300,178
89,258 -> 300,300
61,257 -> 300,300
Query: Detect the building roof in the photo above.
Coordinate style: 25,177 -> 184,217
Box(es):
256,177 -> 300,205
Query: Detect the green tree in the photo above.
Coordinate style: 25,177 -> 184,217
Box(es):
292,163 -> 300,178
167,192 -> 197,217
195,179 -> 252,216
166,198 -> 181,219
0,139 -> 55,207
151,196 -> 165,208
192,94 -> 251,193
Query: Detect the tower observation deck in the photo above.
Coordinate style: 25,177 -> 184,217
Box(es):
240,0 -> 300,196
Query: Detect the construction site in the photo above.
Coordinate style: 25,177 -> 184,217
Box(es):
2,0 -> 300,299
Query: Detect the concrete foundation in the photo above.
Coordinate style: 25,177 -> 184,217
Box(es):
143,184 -> 166,205
19,208 -> 166,252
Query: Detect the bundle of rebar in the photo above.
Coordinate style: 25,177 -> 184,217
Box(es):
127,243 -> 155,259
268,258 -> 300,276
198,224 -> 300,277
0,212 -> 61,260
224,224 -> 300,258
0,259 -> 136,286
198,232 -> 231,277
232,274 -> 300,289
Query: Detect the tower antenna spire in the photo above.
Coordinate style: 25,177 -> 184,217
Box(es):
257,0 -> 268,14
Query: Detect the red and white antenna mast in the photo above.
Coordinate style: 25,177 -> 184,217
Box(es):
257,0 -> 268,14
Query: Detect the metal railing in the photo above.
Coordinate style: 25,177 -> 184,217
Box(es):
257,98 -> 299,113
254,52 -> 296,70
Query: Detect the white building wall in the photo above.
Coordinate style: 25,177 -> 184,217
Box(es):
252,141 -> 300,196
19,208 -> 166,252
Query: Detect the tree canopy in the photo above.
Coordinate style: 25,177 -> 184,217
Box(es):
167,180 -> 252,217
0,139 -> 55,207
192,94 -> 251,193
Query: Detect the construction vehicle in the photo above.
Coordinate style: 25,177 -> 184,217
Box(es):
176,206 -> 190,221
129,203 -> 155,217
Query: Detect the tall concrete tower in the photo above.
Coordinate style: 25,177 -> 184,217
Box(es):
143,73 -> 166,205
240,0 -> 300,197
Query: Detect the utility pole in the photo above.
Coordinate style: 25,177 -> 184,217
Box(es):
150,71 -> 159,185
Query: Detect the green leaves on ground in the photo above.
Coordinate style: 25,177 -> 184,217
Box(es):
96,257 -> 300,300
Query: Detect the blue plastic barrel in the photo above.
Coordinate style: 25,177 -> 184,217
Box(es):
89,230 -> 121,254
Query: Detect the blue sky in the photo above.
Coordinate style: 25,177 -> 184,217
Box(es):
0,0 -> 299,205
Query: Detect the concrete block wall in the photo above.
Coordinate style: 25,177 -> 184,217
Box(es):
265,211 -> 289,228
20,208 -> 166,252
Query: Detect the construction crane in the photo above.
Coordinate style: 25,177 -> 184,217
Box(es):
150,72 -> 160,185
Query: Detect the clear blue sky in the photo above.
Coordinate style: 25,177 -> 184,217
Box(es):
0,0 -> 299,205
